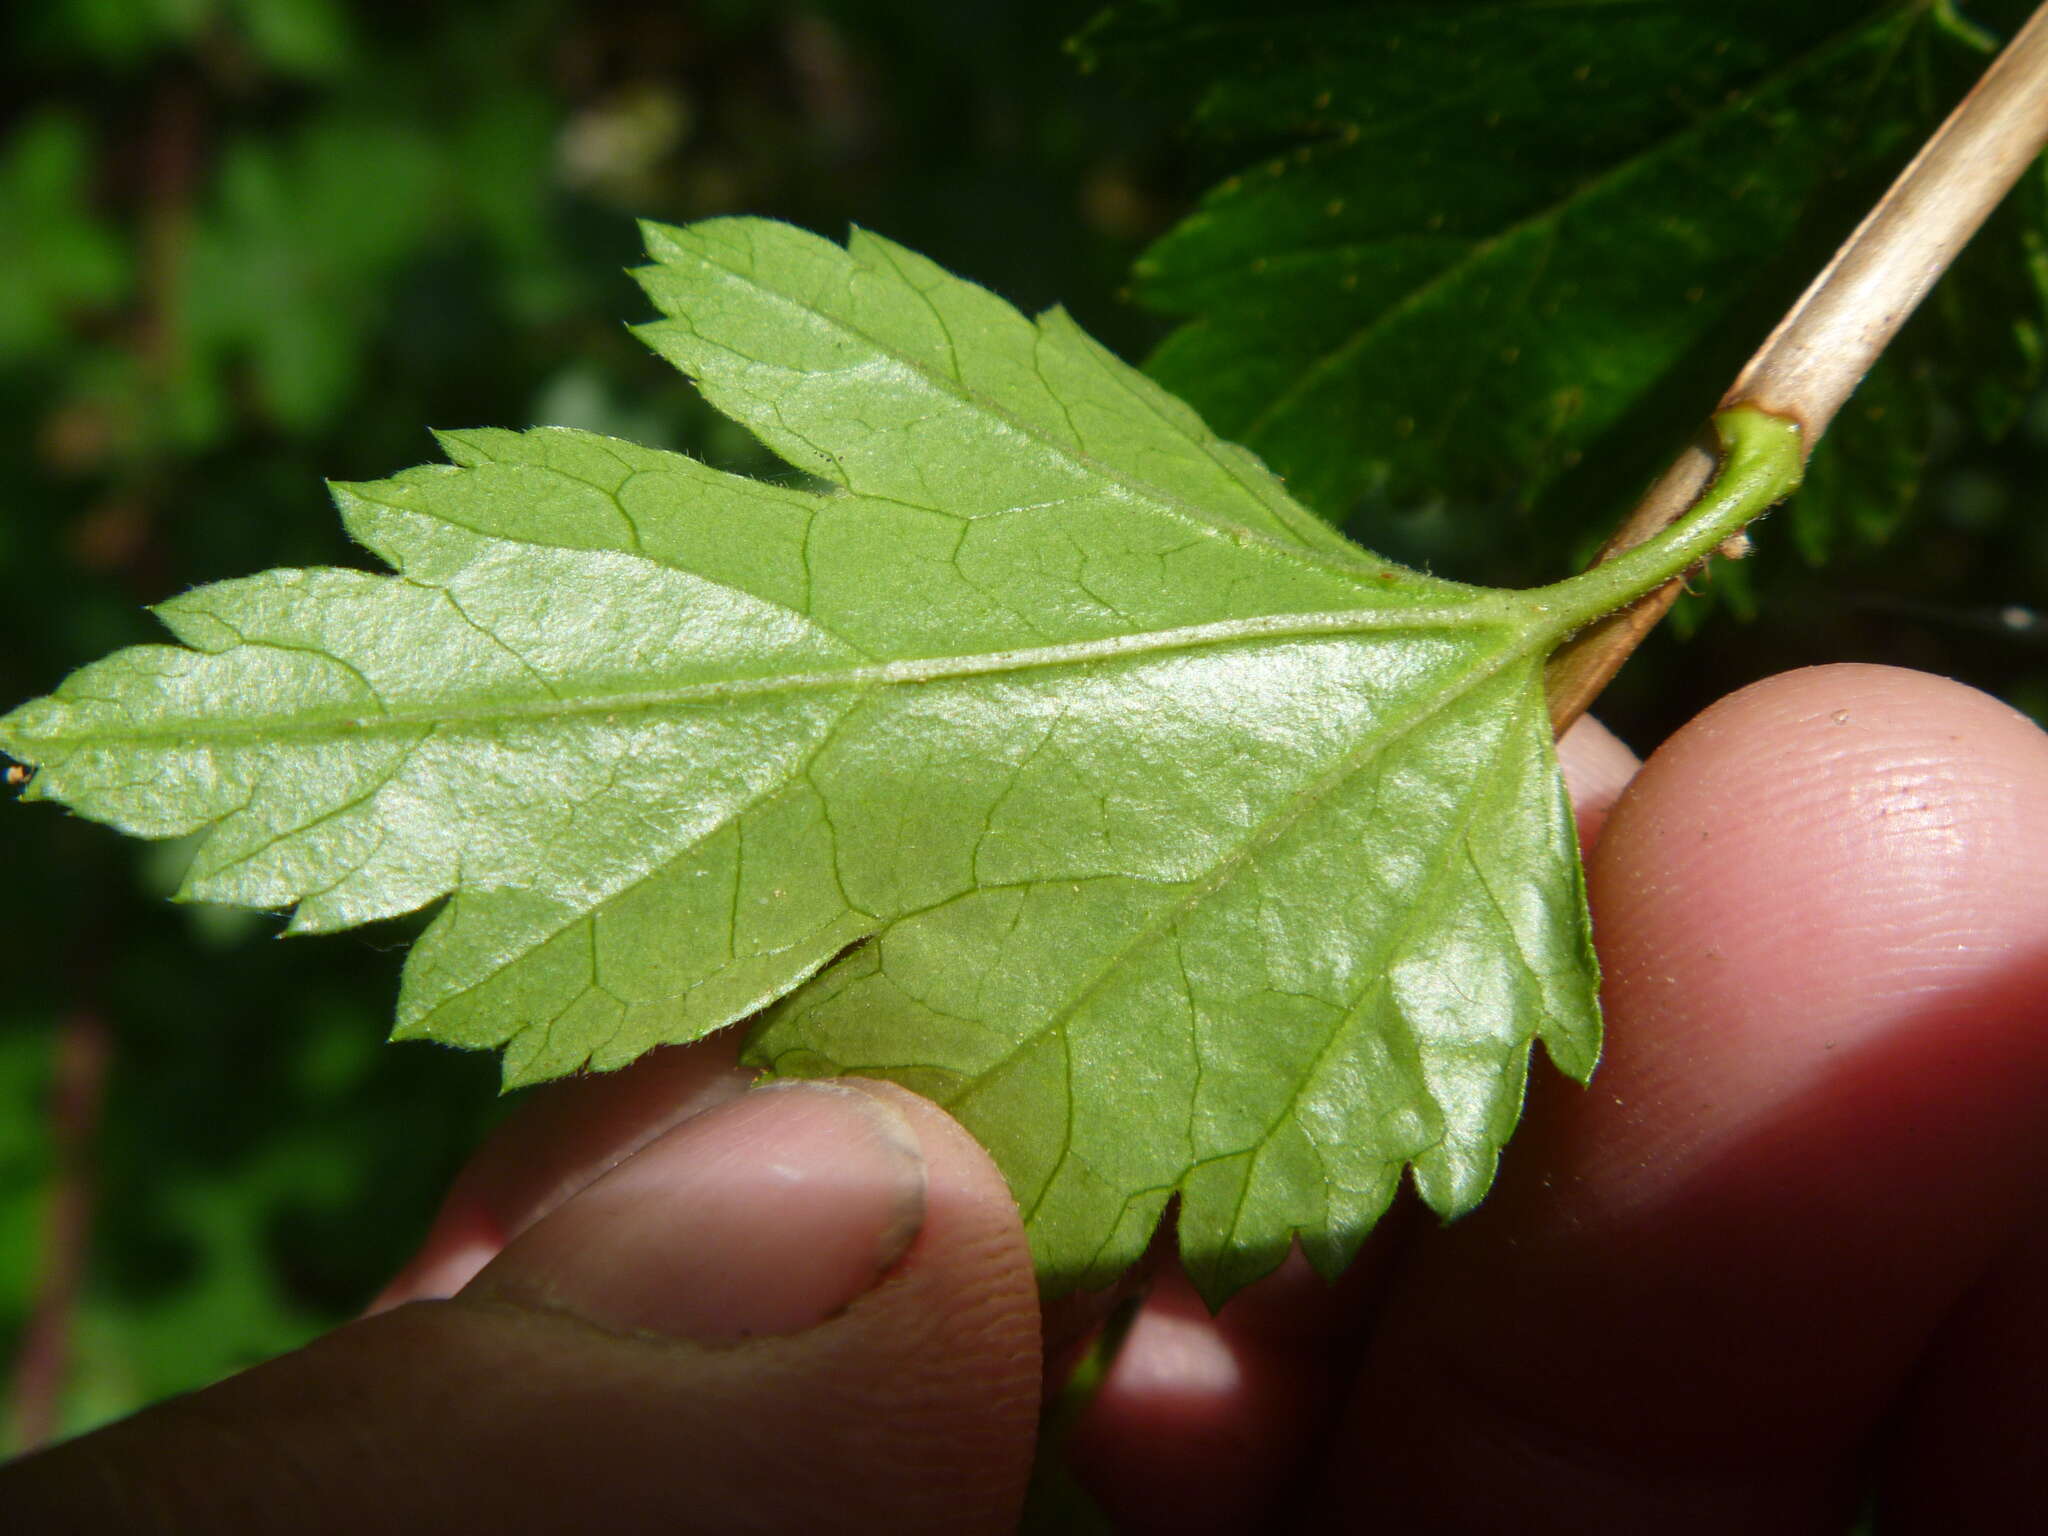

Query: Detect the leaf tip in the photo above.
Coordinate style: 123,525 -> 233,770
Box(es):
0,696 -> 63,776
324,475 -> 368,520
387,1011 -> 432,1045
1541,1018 -> 1602,1086
1410,1140 -> 1502,1224
497,1053 -> 563,1095
635,216 -> 685,262
426,426 -> 470,463
623,317 -> 671,350
1181,1230 -> 1294,1314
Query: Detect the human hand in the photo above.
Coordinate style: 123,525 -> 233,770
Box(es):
0,1050 -> 1045,1531
1066,663 -> 2048,1533
4,663 -> 2043,1533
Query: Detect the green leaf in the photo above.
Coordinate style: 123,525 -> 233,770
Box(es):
0,220 -> 1795,1302
1078,0 -> 2048,568
176,113 -> 445,442
0,112 -> 130,360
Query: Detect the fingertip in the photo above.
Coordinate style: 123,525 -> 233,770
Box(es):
10,1079 -> 1042,1536
1557,712 -> 1640,848
366,1210 -> 501,1315
836,1080 -> 1038,1299
429,1075 -> 1041,1532
372,1037 -> 755,1310
469,1079 -> 929,1343
1587,663 -> 2048,1191
1316,666 -> 2048,1531
1066,1249 -> 1366,1536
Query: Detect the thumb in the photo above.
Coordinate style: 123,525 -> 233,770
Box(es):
2,1080 -> 1041,1535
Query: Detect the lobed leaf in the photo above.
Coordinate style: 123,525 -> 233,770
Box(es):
2,219 -> 1608,1303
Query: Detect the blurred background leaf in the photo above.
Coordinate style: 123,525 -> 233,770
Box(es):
1078,0 -> 2048,734
1079,0 -> 2048,564
1,0 -> 2045,1454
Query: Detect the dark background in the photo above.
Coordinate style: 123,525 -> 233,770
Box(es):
1,0 -> 2041,1447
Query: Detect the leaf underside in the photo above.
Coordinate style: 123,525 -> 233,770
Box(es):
0,219 -> 1599,1304
1079,0 -> 2048,566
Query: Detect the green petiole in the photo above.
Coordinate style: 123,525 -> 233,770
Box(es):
1531,406 -> 1806,644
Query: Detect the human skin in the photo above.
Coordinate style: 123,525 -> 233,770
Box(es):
3,663 -> 2044,1533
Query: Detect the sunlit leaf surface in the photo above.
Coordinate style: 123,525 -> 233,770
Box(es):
2,220 -> 1603,1301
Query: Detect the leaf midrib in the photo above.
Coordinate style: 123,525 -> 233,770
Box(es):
8,599 -> 1527,753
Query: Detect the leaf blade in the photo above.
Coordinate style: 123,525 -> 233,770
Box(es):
0,218 -> 1608,1302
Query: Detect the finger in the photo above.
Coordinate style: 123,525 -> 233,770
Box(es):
1318,664 -> 2048,1533
1065,1230 -> 1405,1535
373,1033 -> 755,1308
1556,711 -> 1642,849
1064,714 -> 1644,1531
5,1079 -> 1040,1535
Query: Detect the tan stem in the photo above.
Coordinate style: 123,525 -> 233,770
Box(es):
1546,0 -> 2048,734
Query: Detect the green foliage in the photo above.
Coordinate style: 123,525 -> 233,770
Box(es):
1077,0 -> 2048,576
0,115 -> 130,360
19,0 -> 357,76
4,218 -> 1653,1301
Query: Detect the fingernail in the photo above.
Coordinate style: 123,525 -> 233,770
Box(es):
470,1079 -> 926,1343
